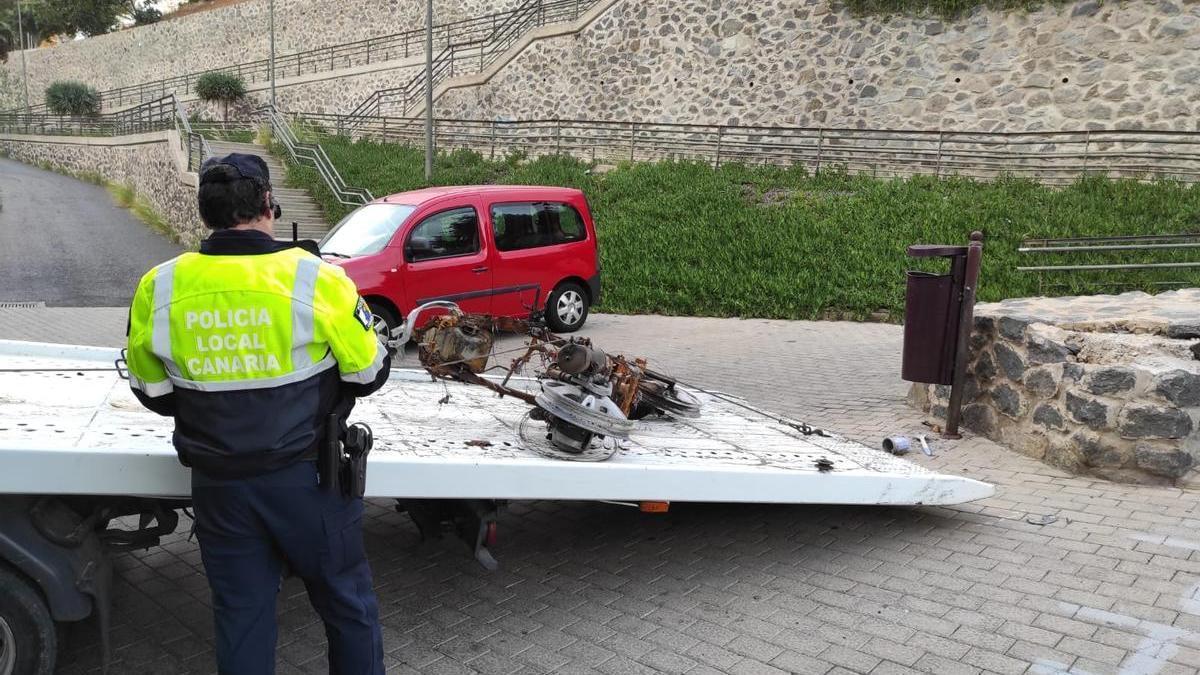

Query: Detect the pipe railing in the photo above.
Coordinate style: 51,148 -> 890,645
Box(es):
0,94 -> 217,174
294,112 -> 1200,185
172,95 -> 212,172
0,95 -> 176,137
341,0 -> 598,131
260,106 -> 373,206
5,1 -> 596,115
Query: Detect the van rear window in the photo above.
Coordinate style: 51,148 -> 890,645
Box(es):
491,202 -> 586,252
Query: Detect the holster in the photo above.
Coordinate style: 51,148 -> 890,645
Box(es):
318,396 -> 372,498
342,423 -> 373,499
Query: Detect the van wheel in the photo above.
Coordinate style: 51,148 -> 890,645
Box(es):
0,565 -> 56,675
368,302 -> 400,343
547,282 -> 589,333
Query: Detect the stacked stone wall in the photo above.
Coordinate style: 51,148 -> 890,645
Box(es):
0,133 -> 206,248
0,0 -> 523,102
4,0 -> 1199,132
438,0 -> 1200,132
910,291 -> 1200,485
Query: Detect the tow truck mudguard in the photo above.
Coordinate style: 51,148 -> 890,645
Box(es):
0,495 -> 107,622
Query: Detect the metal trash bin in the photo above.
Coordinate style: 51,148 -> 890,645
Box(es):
902,271 -> 962,386
901,233 -> 984,438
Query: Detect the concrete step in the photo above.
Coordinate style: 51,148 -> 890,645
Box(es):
275,199 -> 318,206
278,207 -> 325,216
204,141 -> 331,232
279,227 -> 330,237
277,203 -> 324,211
207,141 -> 265,152
279,214 -> 328,222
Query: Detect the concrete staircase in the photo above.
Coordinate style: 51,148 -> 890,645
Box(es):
205,140 -> 333,241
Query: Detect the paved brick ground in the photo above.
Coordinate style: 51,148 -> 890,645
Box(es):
3,309 -> 1199,675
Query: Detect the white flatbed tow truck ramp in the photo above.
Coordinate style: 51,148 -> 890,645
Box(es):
0,338 -> 992,671
0,340 -> 993,505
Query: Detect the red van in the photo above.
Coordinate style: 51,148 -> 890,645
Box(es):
319,185 -> 601,333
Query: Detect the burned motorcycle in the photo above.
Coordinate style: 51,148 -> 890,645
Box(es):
394,302 -> 701,458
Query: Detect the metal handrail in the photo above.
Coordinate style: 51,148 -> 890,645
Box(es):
288,111 -> 1200,185
260,106 -> 373,207
172,95 -> 212,172
3,2 -> 593,115
0,94 -> 215,172
341,0 -> 597,130
0,95 -> 176,136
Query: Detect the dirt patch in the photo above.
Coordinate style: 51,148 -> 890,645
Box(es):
164,0 -> 254,22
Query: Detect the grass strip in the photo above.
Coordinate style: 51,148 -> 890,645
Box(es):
278,133 -> 1200,321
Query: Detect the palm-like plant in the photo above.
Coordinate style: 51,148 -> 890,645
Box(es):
195,71 -> 247,127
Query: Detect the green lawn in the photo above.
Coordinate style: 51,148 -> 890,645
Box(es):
280,134 -> 1200,321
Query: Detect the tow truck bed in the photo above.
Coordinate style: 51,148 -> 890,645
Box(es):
0,340 -> 992,505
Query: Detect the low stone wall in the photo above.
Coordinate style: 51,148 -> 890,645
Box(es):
910,290 -> 1200,486
0,132 -> 206,248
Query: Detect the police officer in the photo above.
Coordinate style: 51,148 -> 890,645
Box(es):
125,153 -> 389,674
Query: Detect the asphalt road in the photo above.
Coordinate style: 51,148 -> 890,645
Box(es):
0,158 -> 182,307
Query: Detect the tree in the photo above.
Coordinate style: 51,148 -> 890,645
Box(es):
0,0 -> 41,59
130,3 -> 159,25
4,0 -> 162,40
44,80 -> 100,115
195,71 -> 246,126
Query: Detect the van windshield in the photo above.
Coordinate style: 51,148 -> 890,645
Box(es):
319,204 -> 416,257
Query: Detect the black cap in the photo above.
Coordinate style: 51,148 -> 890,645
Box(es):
199,152 -> 282,219
200,153 -> 272,186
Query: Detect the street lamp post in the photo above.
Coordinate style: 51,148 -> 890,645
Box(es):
424,0 -> 433,182
15,0 -> 30,112
269,0 -> 276,109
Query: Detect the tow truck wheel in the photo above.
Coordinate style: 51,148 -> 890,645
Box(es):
0,565 -> 56,675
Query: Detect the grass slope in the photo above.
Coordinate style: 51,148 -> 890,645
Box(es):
282,135 -> 1200,320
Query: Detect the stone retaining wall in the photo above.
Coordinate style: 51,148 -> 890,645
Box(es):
437,0 -> 1200,132
6,0 -> 1198,132
0,0 -> 523,105
0,132 -> 206,248
910,291 -> 1200,486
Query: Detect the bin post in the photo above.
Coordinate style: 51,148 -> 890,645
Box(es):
943,231 -> 984,439
901,231 -> 985,440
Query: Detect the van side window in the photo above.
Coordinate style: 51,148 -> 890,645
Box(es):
491,202 -> 587,252
405,207 -> 481,262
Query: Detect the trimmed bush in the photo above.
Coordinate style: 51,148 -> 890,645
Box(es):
44,81 -> 101,117
195,71 -> 247,124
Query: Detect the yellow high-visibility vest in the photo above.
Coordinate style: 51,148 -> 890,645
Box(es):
127,247 -> 384,397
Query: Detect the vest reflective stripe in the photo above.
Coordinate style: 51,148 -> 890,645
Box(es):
341,340 -> 386,384
129,373 -> 174,397
151,261 -> 182,378
166,353 -> 337,392
290,256 -> 321,369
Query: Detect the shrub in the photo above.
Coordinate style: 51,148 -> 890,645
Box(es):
195,71 -> 247,124
44,81 -> 101,117
132,6 -> 163,25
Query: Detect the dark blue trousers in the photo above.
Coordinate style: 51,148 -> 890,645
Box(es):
192,461 -> 384,675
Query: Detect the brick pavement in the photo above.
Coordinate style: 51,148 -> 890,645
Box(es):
2,309 -> 1198,675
